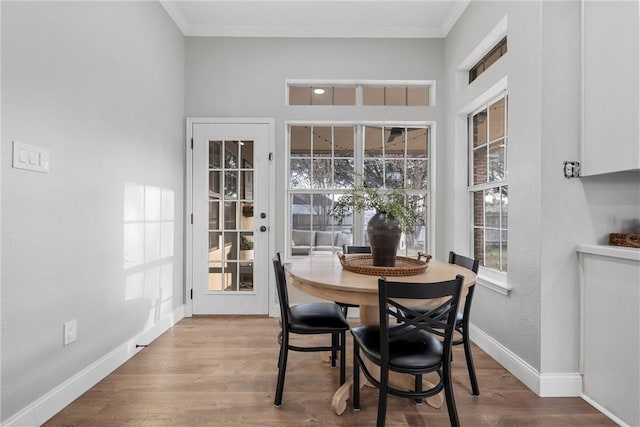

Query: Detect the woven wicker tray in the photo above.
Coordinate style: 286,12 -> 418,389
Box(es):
337,252 -> 432,276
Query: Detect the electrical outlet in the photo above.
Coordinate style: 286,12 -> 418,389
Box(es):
64,319 -> 77,346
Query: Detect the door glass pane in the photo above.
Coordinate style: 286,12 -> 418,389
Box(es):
225,171 -> 238,199
209,171 -> 221,195
208,262 -> 223,291
225,141 -> 238,168
210,141 -> 222,168
223,262 -> 238,292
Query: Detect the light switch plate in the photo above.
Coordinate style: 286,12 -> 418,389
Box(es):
12,141 -> 50,173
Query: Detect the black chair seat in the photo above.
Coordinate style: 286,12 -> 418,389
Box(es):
289,303 -> 350,334
351,325 -> 443,370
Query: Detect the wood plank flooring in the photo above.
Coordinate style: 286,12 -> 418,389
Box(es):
44,316 -> 615,426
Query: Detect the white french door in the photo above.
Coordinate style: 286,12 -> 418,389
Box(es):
190,120 -> 272,314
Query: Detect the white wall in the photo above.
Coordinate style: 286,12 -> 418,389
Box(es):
1,1 -> 185,423
185,37 -> 446,302
444,0 -> 640,393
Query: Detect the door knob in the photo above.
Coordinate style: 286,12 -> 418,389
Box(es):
260,226 -> 267,232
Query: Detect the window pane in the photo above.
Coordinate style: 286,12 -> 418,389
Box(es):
485,188 -> 501,227
334,126 -> 354,157
312,194 -> 333,230
385,87 -> 406,106
312,158 -> 332,188
385,127 -> 405,157
311,86 -> 333,105
364,126 -> 383,157
364,159 -> 384,187
291,126 -> 311,156
289,86 -> 311,105
485,229 -> 500,269
473,191 -> 484,226
312,126 -> 332,157
385,160 -> 404,189
403,195 -> 426,256
291,193 -> 311,233
488,140 -> 506,181
406,128 -> 428,158
363,87 -> 384,105
407,86 -> 429,106
501,186 -> 508,228
332,193 -> 354,232
473,110 -> 487,147
473,227 -> 484,265
334,159 -> 355,189
489,97 -> 505,141
501,230 -> 508,271
290,159 -> 311,189
473,147 -> 487,185
406,159 -> 427,189
334,87 -> 356,105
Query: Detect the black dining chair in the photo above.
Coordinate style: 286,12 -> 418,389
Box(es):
398,251 -> 480,396
351,275 -> 465,427
272,254 -> 350,407
336,245 -> 372,317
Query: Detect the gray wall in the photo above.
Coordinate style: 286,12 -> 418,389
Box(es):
444,0 -> 640,375
1,1 -> 185,421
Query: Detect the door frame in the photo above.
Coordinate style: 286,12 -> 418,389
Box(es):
185,118 -> 275,317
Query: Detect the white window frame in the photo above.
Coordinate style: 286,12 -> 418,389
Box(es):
458,76 -> 513,295
284,120 -> 436,261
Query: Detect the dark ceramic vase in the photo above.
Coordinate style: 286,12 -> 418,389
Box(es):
367,211 -> 402,267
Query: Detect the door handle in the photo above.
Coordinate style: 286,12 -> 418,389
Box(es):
260,226 -> 267,232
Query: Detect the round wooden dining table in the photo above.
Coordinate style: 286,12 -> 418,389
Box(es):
284,252 -> 477,416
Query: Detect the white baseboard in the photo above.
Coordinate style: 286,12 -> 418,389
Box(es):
3,305 -> 185,427
469,323 -> 581,397
581,393 -> 629,427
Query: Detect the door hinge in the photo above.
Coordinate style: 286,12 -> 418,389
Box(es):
191,138 -> 194,149
190,289 -> 193,300
190,213 -> 193,224
268,152 -> 273,161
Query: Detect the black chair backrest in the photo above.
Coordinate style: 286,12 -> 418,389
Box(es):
378,275 -> 464,361
448,251 -> 479,274
273,254 -> 290,326
343,245 -> 372,254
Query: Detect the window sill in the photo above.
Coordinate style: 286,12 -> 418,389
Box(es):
476,268 -> 511,296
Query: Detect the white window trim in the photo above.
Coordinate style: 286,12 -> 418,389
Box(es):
459,79 -> 511,296
283,120 -> 436,261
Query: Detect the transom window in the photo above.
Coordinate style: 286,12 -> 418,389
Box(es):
469,94 -> 508,272
288,124 -> 430,258
469,37 -> 507,84
287,81 -> 433,106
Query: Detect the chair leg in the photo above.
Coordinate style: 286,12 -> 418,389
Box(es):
462,329 -> 480,396
377,367 -> 389,427
339,331 -> 346,385
274,335 -> 289,407
443,364 -> 460,427
276,330 -> 283,368
414,373 -> 423,404
331,333 -> 338,368
353,344 -> 360,410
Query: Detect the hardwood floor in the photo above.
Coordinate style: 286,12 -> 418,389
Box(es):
45,316 -> 614,426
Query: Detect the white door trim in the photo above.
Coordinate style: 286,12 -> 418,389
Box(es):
185,118 -> 275,317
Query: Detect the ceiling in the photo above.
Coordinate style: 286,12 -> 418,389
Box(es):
159,1 -> 470,38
